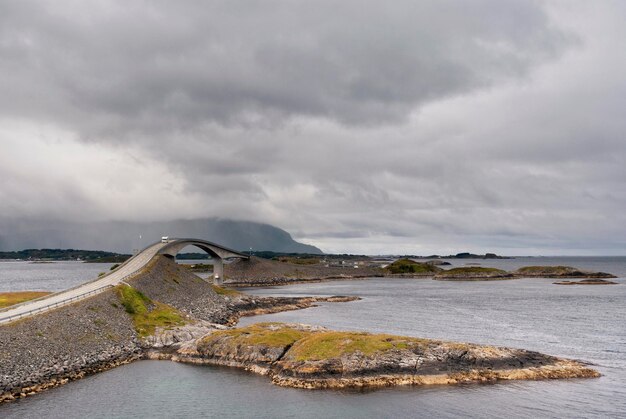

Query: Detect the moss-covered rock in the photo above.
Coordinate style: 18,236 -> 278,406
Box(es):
434,267 -> 512,281
116,284 -> 187,338
180,322 -> 600,389
385,259 -> 442,275
515,266 -> 616,279
554,279 -> 618,285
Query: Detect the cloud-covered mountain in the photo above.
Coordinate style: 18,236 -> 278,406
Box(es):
1,2 -> 625,255
0,218 -> 322,254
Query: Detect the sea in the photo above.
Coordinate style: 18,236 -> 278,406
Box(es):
1,257 -> 625,418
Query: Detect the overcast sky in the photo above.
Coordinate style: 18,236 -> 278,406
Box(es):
1,1 -> 625,255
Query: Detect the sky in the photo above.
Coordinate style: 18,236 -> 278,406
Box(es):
1,1 -> 625,255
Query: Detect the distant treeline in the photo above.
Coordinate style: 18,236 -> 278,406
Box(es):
0,249 -> 131,262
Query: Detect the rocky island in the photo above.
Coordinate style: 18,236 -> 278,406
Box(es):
554,279 -> 618,285
433,267 -> 513,281
384,258 -> 443,276
153,322 -> 598,389
513,266 -> 617,279
223,256 -> 619,284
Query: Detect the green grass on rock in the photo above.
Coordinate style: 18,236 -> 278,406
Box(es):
116,284 -> 186,337
386,258 -> 441,274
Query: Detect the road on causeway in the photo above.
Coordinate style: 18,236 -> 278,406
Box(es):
0,241 -> 168,325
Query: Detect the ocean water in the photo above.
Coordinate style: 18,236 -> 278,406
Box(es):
1,257 -> 625,418
0,259 -> 212,292
0,261 -> 115,292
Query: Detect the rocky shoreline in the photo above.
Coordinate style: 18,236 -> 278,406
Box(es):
0,257 -> 360,404
224,257 -> 617,284
147,323 -> 599,390
0,256 -> 607,404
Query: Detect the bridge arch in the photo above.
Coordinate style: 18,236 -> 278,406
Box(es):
157,238 -> 249,285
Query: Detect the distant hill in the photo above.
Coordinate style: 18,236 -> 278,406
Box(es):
0,249 -> 130,262
0,218 -> 322,255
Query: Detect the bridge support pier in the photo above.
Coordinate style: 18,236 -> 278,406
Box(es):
213,258 -> 224,286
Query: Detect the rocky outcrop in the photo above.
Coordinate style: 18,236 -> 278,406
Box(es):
129,256 -> 231,323
434,267 -> 513,281
0,256 -> 229,403
0,289 -> 142,403
514,266 -> 617,279
385,259 -> 443,276
224,257 -> 384,286
142,321 -> 228,350
168,323 -> 599,389
223,295 -> 360,325
554,279 -> 618,285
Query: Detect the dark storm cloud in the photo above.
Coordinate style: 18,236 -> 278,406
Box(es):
0,0 -> 570,136
1,1 -> 625,255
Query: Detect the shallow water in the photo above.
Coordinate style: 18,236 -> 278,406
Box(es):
1,257 -> 625,418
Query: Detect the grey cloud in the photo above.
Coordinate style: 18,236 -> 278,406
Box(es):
1,1 -> 625,255
0,0 -> 571,138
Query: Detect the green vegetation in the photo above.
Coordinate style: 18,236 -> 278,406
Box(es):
116,285 -> 150,315
200,323 -> 440,362
434,266 -> 513,280
288,331 -> 428,361
115,285 -> 186,337
211,285 -> 241,296
386,258 -> 442,274
0,291 -> 51,308
110,263 -> 120,271
202,323 -> 312,348
516,266 -> 575,275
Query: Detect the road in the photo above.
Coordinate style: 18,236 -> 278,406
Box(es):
0,241 -> 167,325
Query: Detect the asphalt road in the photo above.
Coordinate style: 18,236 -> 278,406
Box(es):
0,241 -> 167,324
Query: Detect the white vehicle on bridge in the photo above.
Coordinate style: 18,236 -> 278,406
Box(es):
161,236 -> 169,243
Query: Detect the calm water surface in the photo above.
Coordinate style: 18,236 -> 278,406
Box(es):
1,257 -> 625,418
0,261 -> 115,292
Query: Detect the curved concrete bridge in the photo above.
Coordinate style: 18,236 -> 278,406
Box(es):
0,238 -> 249,325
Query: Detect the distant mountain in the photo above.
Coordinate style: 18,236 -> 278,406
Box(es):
0,218 -> 322,254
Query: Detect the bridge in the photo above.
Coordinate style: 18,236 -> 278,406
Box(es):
0,238 -> 249,325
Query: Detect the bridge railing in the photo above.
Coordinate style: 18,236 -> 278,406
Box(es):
0,285 -> 114,324
0,281 -> 122,325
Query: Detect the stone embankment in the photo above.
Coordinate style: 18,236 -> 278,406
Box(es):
224,256 -> 384,286
0,256 -> 359,403
158,323 -> 599,389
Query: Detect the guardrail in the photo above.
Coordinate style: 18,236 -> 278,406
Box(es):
0,249 -> 158,325
0,284 -> 116,325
